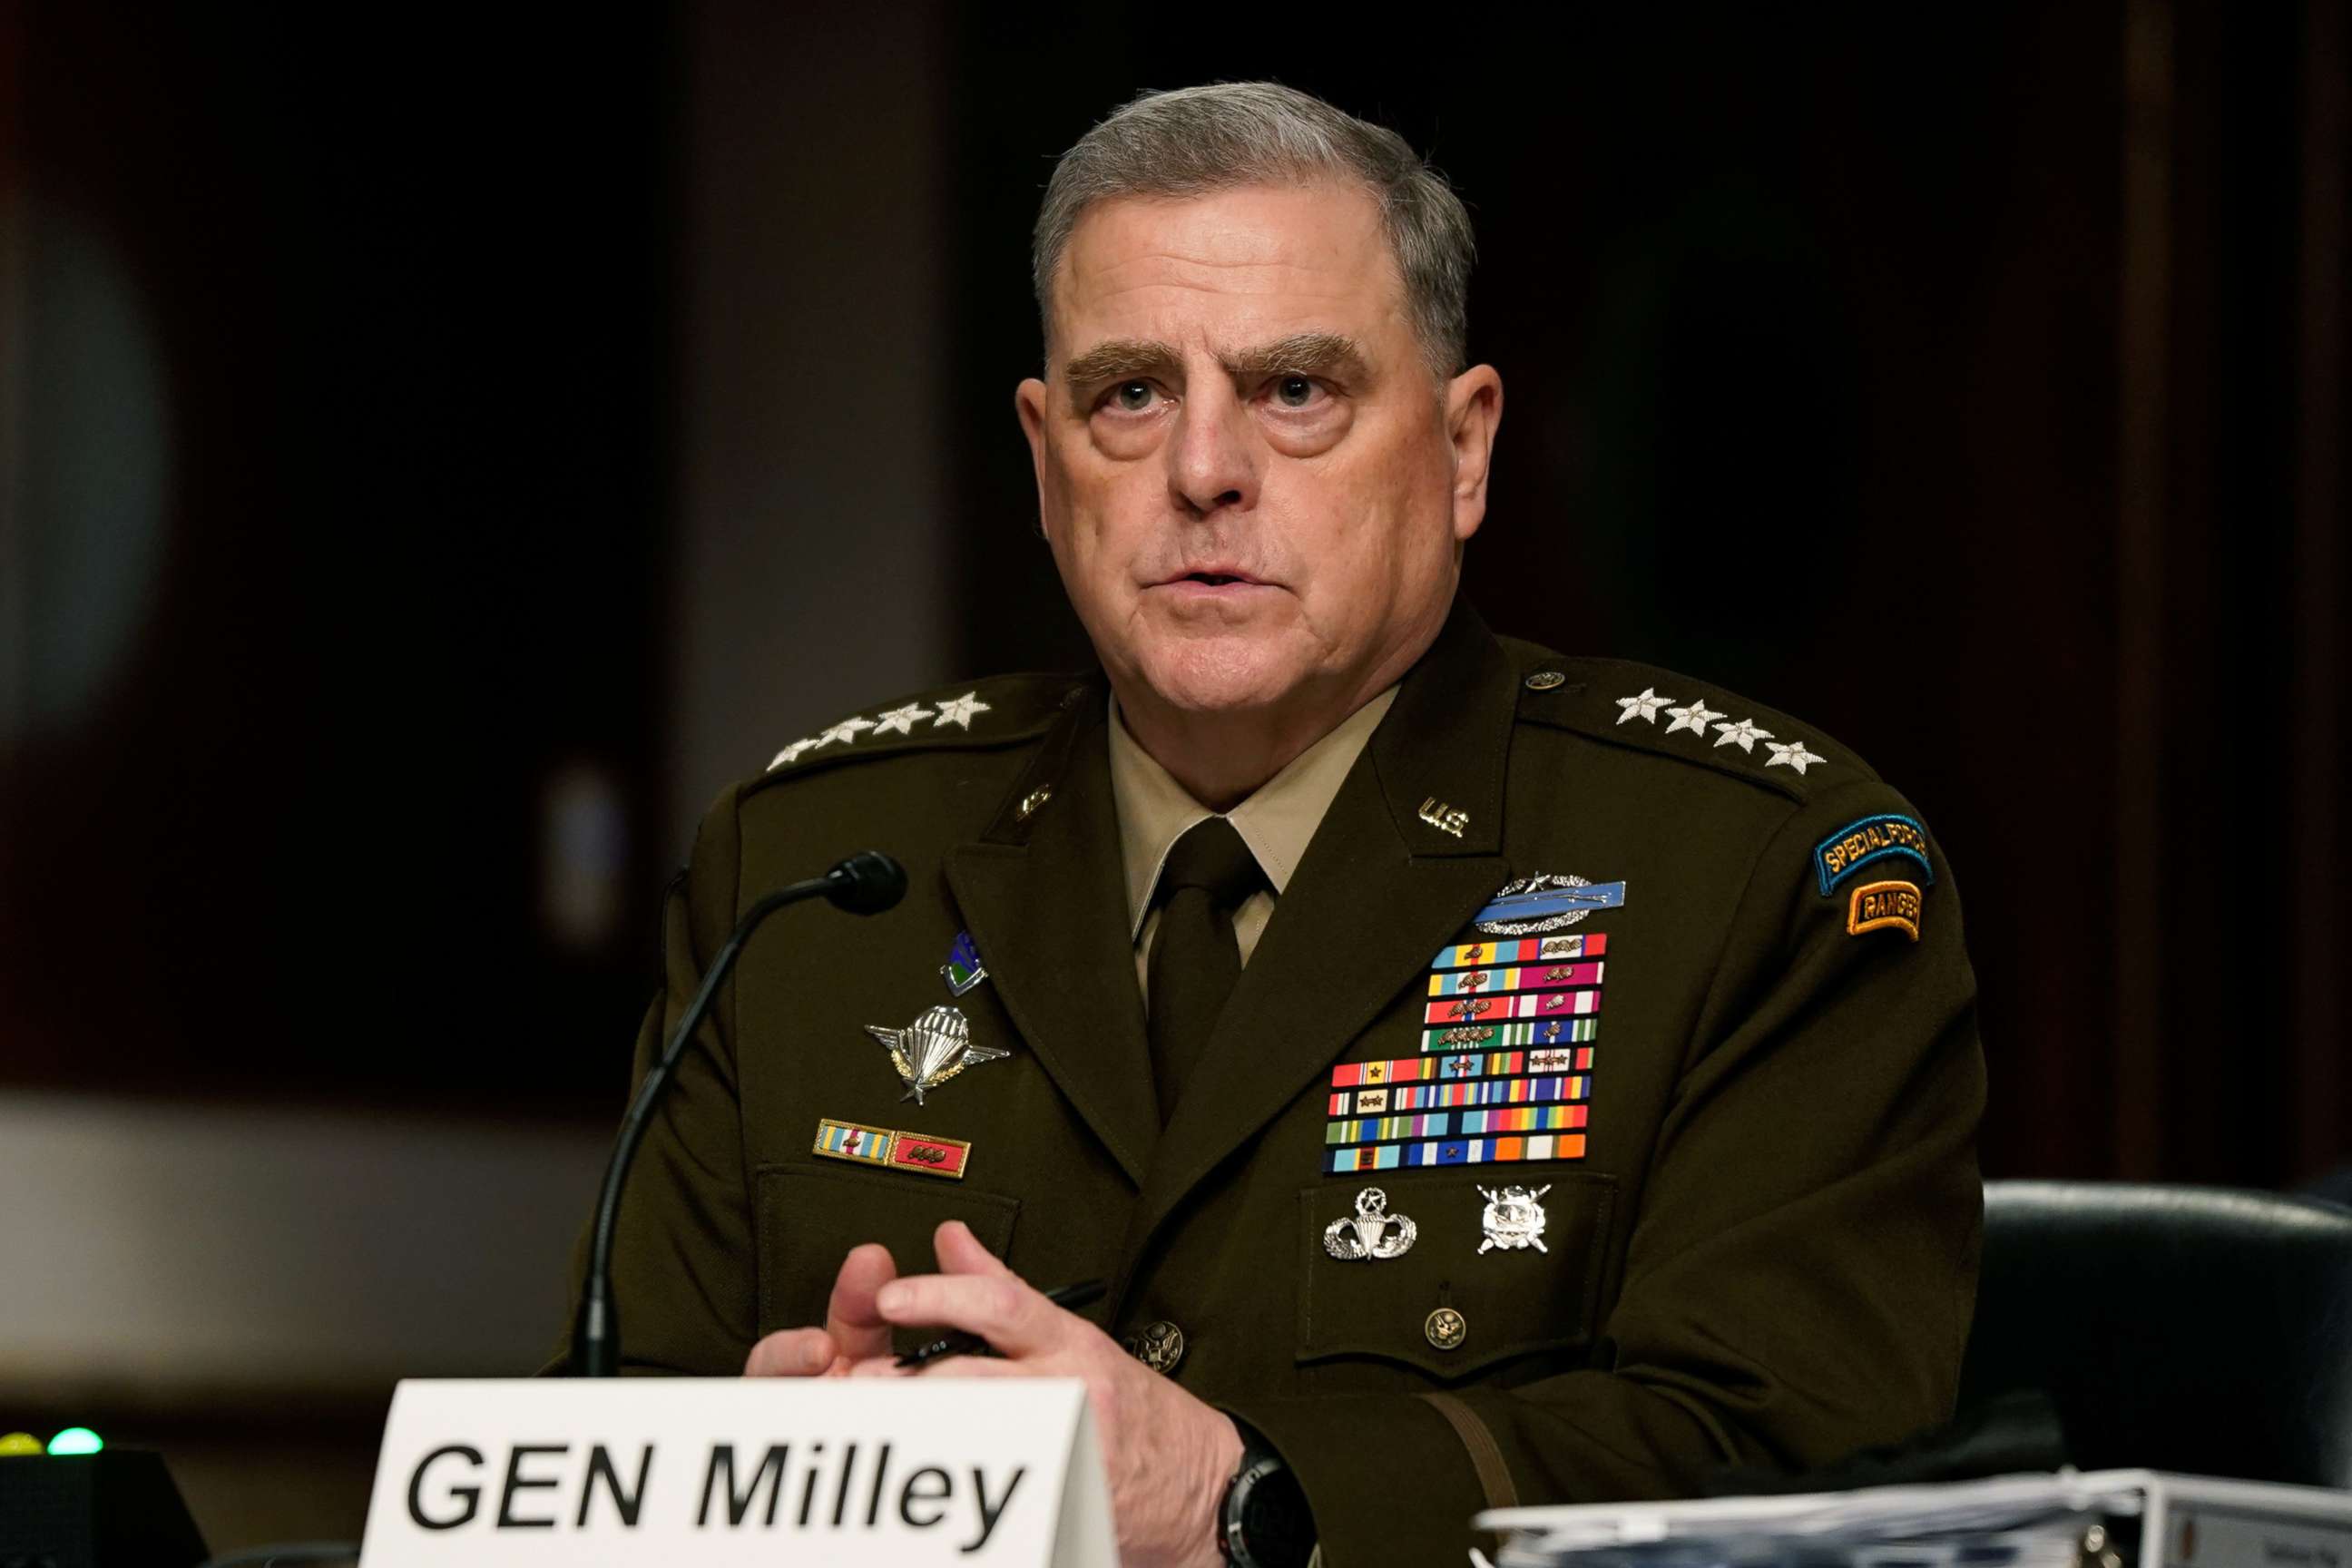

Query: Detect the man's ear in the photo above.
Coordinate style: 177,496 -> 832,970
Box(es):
1445,365 -> 1503,544
1015,377 -> 1052,540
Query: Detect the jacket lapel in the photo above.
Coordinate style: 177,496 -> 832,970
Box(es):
945,687 -> 1161,1187
1115,600 -> 1521,1282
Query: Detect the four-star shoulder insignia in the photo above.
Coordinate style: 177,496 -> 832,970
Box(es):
760,676 -> 1076,779
1622,688 -> 1836,784
1505,647 -> 1864,798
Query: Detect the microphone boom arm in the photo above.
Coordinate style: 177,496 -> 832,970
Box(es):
571,852 -> 904,1377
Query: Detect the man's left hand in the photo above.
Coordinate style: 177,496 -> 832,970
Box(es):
850,1220 -> 1245,1568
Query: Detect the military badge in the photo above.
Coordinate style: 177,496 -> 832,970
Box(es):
1323,890 -> 1622,1180
1416,797 -> 1469,838
812,1117 -> 894,1167
1476,1184 -> 1553,1254
1431,933 -> 1604,970
864,1003 -> 1009,1105
1322,1187 -> 1417,1261
940,929 -> 988,996
811,1116 -> 972,1181
887,1131 -> 972,1179
1473,876 -> 1628,935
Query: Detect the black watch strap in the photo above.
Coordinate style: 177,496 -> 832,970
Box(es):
1218,1432 -> 1315,1568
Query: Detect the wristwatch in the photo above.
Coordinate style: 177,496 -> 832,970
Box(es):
1217,1426 -> 1314,1568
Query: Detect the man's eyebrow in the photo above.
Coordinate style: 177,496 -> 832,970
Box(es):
1060,332 -> 1372,411
1220,331 -> 1368,383
1061,339 -> 1183,395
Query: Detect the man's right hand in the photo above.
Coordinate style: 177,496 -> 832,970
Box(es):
743,1241 -> 897,1377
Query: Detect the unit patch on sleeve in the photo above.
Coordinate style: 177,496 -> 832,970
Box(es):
1846,879 -> 1925,941
1814,814 -> 1935,896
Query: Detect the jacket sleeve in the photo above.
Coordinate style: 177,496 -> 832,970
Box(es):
1224,779 -> 1986,1565
546,786 -> 760,1377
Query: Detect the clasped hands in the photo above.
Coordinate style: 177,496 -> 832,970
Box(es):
745,1220 -> 1243,1568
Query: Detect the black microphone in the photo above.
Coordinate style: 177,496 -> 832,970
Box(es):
571,849 -> 907,1377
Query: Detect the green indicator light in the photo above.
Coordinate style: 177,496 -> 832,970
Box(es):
46,1426 -> 103,1456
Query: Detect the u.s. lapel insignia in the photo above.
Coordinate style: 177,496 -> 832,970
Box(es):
1322,1186 -> 1417,1261
1417,797 -> 1468,838
863,1004 -> 1009,1105
1476,1183 -> 1553,1254
940,929 -> 988,996
1475,874 -> 1628,935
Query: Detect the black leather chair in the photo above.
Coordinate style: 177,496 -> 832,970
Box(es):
1958,1180 -> 2352,1488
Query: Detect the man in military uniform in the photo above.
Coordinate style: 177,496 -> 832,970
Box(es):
559,83 -> 1983,1568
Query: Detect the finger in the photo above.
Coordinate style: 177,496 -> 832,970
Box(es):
873,1272 -> 1060,1357
825,1243 -> 899,1363
847,1352 -> 1024,1379
933,1219 -> 1016,1279
744,1327 -> 837,1377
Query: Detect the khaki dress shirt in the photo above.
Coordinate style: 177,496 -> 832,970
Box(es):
1110,688 -> 1399,1000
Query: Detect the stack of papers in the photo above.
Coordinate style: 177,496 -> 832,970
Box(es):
1479,1471 -> 2146,1568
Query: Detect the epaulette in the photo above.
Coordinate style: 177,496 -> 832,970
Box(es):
1501,642 -> 1880,804
742,671 -> 1092,798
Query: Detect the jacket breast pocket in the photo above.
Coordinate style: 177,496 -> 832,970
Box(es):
754,1160 -> 1022,1342
1296,1171 -> 1616,1382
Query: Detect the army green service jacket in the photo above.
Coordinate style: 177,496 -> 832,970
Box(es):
558,600 -> 1984,1565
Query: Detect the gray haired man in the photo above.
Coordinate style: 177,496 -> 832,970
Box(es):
571,82 -> 1985,1568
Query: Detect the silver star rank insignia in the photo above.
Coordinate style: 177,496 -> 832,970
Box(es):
864,1004 -> 1009,1105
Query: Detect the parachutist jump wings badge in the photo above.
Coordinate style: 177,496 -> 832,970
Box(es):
865,1004 -> 1008,1105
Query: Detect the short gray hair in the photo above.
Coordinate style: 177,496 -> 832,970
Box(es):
1033,82 -> 1475,377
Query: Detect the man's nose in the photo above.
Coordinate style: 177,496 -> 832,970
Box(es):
1166,383 -> 1257,517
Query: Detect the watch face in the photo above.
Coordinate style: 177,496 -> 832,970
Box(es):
1226,1455 -> 1313,1568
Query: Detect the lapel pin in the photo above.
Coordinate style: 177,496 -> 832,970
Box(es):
1476,1184 -> 1553,1254
1322,1186 -> 1418,1261
1417,797 -> 1469,838
864,1004 -> 1009,1105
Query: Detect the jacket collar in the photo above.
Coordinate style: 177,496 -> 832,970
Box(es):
1112,595 -> 1519,1297
943,595 -> 1523,1223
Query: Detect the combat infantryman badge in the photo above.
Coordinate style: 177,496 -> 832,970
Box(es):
1322,1187 -> 1418,1261
863,1004 -> 1009,1105
1476,1184 -> 1553,1254
1475,875 -> 1628,935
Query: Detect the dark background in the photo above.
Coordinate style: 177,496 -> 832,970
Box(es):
0,0 -> 2344,1549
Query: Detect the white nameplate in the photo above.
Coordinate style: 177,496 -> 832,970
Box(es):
358,1377 -> 1115,1567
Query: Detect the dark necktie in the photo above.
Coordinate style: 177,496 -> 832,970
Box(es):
1145,816 -> 1268,1121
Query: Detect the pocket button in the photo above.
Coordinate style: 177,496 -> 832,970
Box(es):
1424,1307 -> 1467,1351
1125,1318 -> 1186,1375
